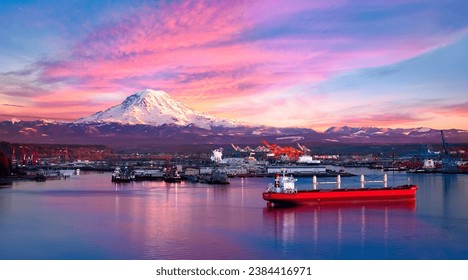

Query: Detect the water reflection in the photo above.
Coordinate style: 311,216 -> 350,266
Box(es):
0,189 -> 12,217
263,202 -> 416,259
109,180 -> 246,259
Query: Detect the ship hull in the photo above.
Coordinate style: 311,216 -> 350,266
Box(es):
263,185 -> 418,206
112,177 -> 132,183
163,176 -> 182,183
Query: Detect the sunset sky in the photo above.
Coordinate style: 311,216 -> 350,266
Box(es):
1,0 -> 467,131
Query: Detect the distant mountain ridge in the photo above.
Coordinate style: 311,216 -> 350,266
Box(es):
1,120 -> 466,152
1,89 -> 467,151
324,126 -> 466,140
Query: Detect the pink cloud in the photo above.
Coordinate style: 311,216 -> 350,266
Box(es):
340,113 -> 424,126
34,1 -> 361,98
3,0 -> 466,131
436,102 -> 468,117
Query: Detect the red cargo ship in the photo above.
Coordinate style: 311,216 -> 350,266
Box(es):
263,172 -> 417,207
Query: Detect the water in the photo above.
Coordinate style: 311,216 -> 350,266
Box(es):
0,169 -> 467,260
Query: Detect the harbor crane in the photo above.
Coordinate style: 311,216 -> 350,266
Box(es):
261,139 -> 304,161
297,143 -> 311,154
231,144 -> 253,153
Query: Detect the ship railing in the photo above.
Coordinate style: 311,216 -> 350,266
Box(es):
312,174 -> 390,189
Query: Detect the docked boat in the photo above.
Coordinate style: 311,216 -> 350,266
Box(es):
263,172 -> 418,207
34,173 -> 47,182
163,166 -> 182,183
111,167 -> 133,183
197,169 -> 230,184
163,173 -> 182,183
134,169 -> 164,180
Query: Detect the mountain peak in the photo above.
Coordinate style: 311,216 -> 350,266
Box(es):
77,89 -> 238,129
122,89 -> 192,113
135,89 -> 171,101
140,88 -> 166,96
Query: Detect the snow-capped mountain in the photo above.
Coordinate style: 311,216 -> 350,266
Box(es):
77,89 -> 238,130
1,90 -> 467,152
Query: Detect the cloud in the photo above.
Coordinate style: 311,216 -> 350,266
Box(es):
342,113 -> 425,126
37,0 -> 452,91
2,0 -> 468,129
1,103 -> 25,108
432,102 -> 468,117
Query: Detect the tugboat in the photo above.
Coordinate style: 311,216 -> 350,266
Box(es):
207,169 -> 230,184
197,168 -> 230,184
263,170 -> 418,207
163,166 -> 182,183
34,173 -> 47,182
111,167 -> 133,183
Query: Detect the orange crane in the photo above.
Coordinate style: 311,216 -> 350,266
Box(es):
261,140 -> 304,161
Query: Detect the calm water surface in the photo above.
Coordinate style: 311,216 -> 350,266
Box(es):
1,169 -> 467,260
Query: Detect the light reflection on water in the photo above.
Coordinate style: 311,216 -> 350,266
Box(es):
262,202 -> 418,259
0,170 -> 467,260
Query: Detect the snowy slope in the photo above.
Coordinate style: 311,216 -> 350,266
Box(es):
77,89 -> 238,130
